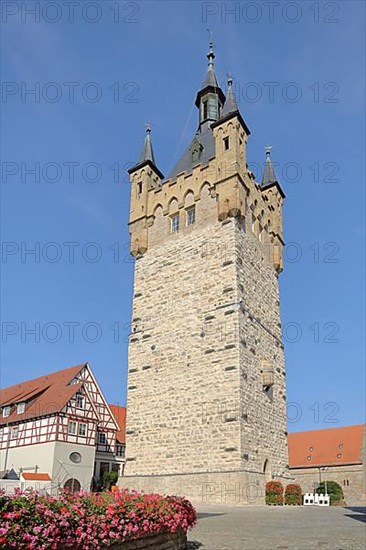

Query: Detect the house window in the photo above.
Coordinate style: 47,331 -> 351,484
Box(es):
186,206 -> 195,226
2,406 -> 11,418
78,423 -> 87,437
224,137 -> 229,150
68,421 -> 77,435
70,452 -> 82,464
16,402 -> 25,414
171,213 -> 179,233
11,427 -> 18,440
116,444 -> 125,458
98,432 -> 107,445
75,394 -> 85,409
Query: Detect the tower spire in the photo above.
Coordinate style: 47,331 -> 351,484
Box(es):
195,36 -> 225,128
202,33 -> 219,88
262,145 -> 278,186
138,124 -> 155,165
221,74 -> 239,117
128,124 -> 164,180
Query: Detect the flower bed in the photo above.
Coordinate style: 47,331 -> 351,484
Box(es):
284,484 -> 302,505
0,488 -> 196,549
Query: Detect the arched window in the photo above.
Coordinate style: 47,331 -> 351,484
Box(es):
64,478 -> 81,493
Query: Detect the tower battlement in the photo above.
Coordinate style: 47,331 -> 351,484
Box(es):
129,118 -> 284,272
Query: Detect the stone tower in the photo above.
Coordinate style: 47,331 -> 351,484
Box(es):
122,43 -> 288,504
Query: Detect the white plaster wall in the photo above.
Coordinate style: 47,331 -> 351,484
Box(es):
0,441 -> 56,474
52,441 -> 96,491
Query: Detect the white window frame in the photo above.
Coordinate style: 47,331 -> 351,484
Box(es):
171,213 -> 179,234
16,402 -> 25,414
2,406 -> 11,418
78,423 -> 87,437
186,206 -> 195,226
68,421 -> 77,435
11,426 -> 18,440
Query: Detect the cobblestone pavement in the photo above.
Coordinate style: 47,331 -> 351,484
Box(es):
187,505 -> 366,550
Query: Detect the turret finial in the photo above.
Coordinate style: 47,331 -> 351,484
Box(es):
207,29 -> 215,66
227,73 -> 233,87
265,144 -> 272,156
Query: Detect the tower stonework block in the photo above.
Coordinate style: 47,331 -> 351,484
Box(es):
121,46 -> 288,505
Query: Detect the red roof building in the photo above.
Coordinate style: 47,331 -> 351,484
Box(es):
288,425 -> 365,505
0,363 -> 126,493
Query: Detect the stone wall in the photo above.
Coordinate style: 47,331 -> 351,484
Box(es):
122,470 -> 268,506
289,464 -> 366,505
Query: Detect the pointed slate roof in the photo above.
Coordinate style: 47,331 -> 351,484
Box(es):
168,124 -> 215,181
221,75 -> 238,117
195,41 -> 225,108
262,146 -> 278,185
211,75 -> 251,135
128,126 -> 164,179
138,126 -> 155,165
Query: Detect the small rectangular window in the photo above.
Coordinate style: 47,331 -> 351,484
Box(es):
78,423 -> 87,437
75,395 -> 85,409
11,427 -> 18,440
16,402 -> 25,414
202,100 -> 208,119
68,421 -> 77,435
186,206 -> 195,226
116,444 -> 125,458
171,213 -> 179,233
224,137 -> 229,150
2,406 -> 11,418
98,432 -> 107,445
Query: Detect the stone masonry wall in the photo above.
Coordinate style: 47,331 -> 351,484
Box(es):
124,184 -> 288,498
126,188 -> 242,475
236,220 -> 288,478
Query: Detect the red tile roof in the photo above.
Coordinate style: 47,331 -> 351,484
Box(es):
0,364 -> 86,426
109,405 -> 126,444
21,473 -> 51,481
288,424 -> 365,468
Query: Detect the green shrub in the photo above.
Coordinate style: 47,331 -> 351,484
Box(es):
102,470 -> 118,490
285,483 -> 302,505
316,480 -> 343,504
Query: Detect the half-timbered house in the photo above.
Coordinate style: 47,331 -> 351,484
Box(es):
0,363 -> 126,493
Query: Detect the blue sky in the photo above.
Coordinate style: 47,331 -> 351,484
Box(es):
1,1 -> 365,432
